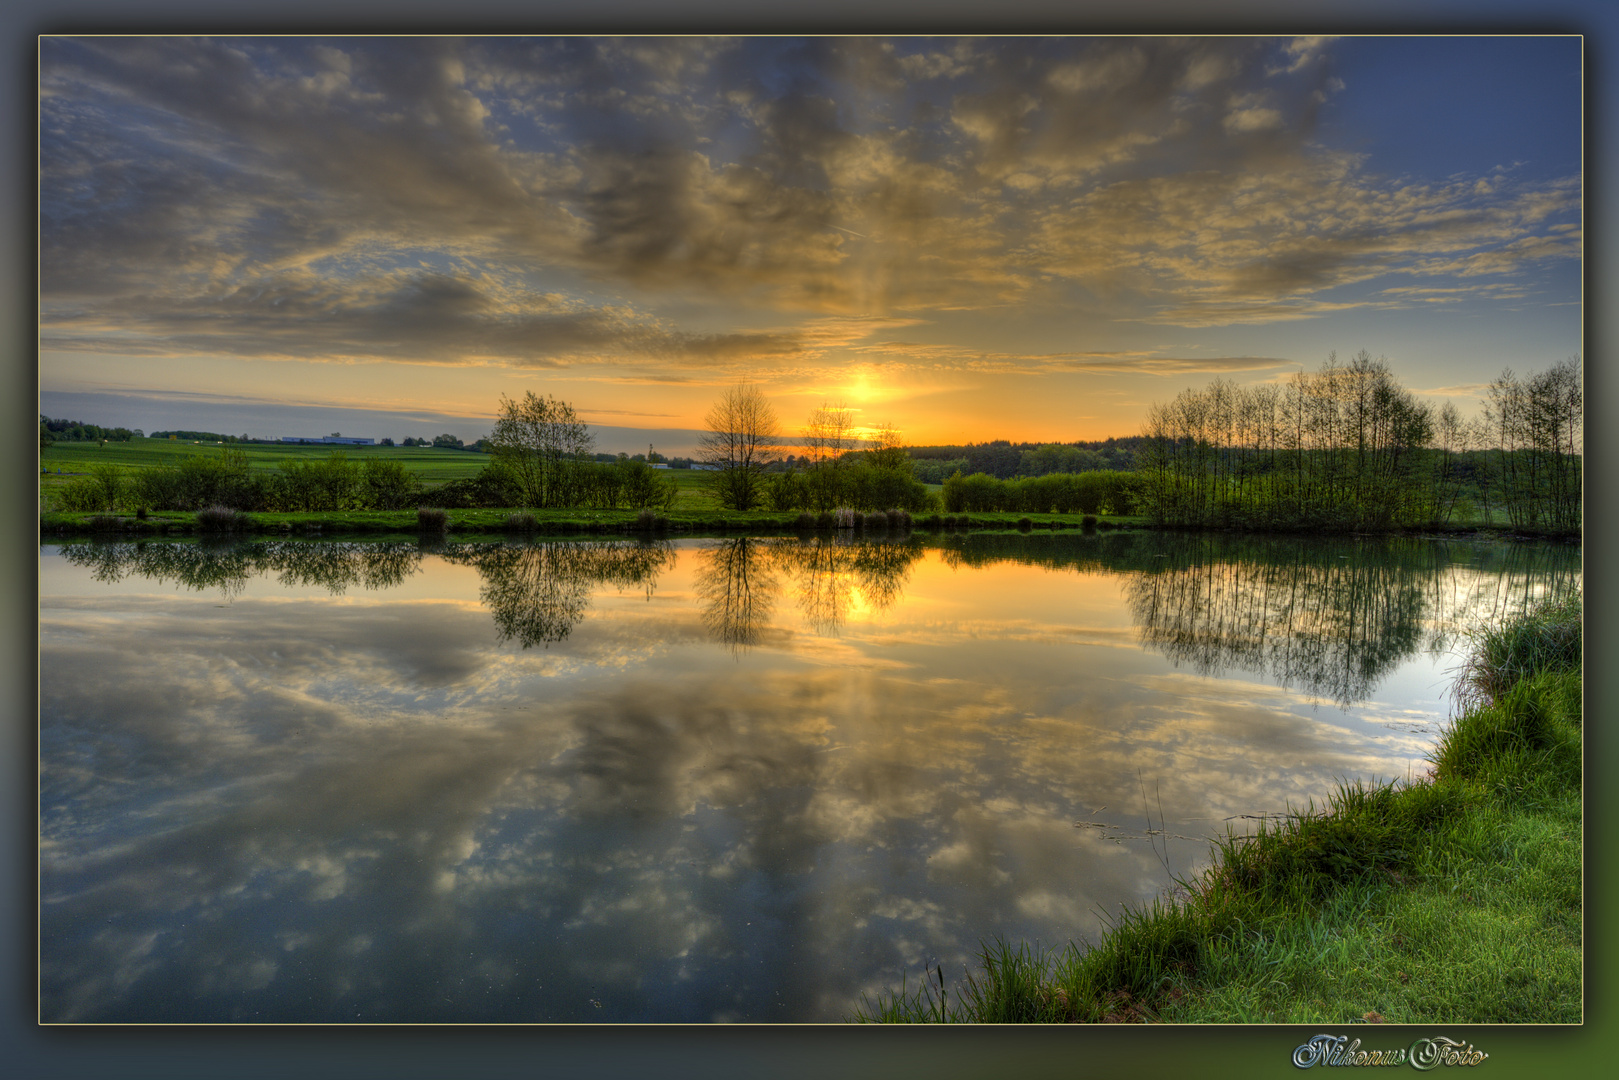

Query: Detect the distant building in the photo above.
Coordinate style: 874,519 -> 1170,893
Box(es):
650,462 -> 670,469
690,463 -> 720,471
281,436 -> 375,445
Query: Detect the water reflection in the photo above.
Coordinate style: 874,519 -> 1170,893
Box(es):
936,532 -> 1579,704
41,533 -> 1580,1022
694,538 -> 780,652
443,541 -> 675,649
59,538 -> 423,598
57,533 -> 1578,698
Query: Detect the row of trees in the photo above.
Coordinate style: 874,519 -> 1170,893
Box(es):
698,385 -> 931,512
52,444 -> 679,515
941,470 -> 1142,515
1137,353 -> 1581,532
40,415 -> 141,447
1481,362 -> 1583,532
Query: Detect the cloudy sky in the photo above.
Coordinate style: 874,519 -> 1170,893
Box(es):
39,35 -> 1582,450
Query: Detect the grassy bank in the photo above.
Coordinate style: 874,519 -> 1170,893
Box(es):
38,506 -> 1148,538
854,592 -> 1582,1024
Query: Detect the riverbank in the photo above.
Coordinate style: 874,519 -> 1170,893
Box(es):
36,506 -> 1145,538
35,505 -> 1578,543
853,592 -> 1582,1024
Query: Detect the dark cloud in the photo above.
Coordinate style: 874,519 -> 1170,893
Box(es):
39,36 -> 1581,365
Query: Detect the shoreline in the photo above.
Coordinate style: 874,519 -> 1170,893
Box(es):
37,507 -> 1579,543
853,593 -> 1583,1024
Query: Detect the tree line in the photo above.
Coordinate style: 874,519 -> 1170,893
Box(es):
1137,352 -> 1581,533
40,415 -> 142,446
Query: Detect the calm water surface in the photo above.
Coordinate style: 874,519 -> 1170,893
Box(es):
39,531 -> 1579,1022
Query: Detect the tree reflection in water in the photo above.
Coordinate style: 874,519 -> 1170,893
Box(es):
58,539 -> 423,601
694,538 -> 779,653
1116,535 -> 1580,704
768,535 -> 926,638
56,532 -> 1578,696
443,540 -> 676,649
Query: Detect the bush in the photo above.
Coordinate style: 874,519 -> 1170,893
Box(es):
418,506 -> 449,533
54,476 -> 110,512
363,458 -> 423,510
1016,516 -> 1032,531
196,505 -> 250,533
1081,514 -> 1098,529
865,510 -> 889,532
88,463 -> 127,511
274,452 -> 360,512
504,512 -> 537,533
794,511 -> 816,531
768,470 -> 807,512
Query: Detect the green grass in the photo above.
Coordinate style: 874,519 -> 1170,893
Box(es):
39,438 -> 490,501
40,501 -> 1150,537
851,593 -> 1582,1024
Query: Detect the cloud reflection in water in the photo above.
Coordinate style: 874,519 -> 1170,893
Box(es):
39,534 -> 1578,1021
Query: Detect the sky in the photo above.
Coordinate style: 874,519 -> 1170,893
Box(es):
38,35 -> 1582,454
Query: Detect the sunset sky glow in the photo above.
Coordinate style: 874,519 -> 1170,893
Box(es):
39,35 -> 1582,452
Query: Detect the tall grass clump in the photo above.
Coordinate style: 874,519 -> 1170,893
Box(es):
1451,591 -> 1581,711
504,512 -> 538,534
634,508 -> 668,532
417,506 -> 449,534
196,505 -> 250,533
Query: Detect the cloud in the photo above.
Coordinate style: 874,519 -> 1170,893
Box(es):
39,36 -> 1581,366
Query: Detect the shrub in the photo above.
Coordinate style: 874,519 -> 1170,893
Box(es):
634,508 -> 669,532
196,505 -> 250,533
86,513 -> 125,532
417,506 -> 449,533
768,470 -> 807,512
794,511 -> 816,531
816,510 -> 835,529
887,508 -> 913,530
363,458 -> 423,510
88,463 -> 127,510
865,510 -> 889,532
504,512 -> 538,533
54,476 -> 110,512
1016,516 -> 1033,531
1081,514 -> 1098,529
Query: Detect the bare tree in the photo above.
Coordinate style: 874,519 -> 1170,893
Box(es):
801,403 -> 854,511
865,421 -> 912,473
700,382 -> 779,511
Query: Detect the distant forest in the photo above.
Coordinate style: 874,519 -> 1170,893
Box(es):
40,415 -> 143,443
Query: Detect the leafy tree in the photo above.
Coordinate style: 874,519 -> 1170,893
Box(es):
487,392 -> 595,508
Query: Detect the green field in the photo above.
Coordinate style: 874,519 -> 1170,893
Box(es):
37,438 -> 750,515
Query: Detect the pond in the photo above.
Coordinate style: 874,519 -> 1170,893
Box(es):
38,531 -> 1580,1023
